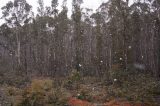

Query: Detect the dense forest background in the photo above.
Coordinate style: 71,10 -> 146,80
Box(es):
1,0 -> 160,105
0,0 -> 160,79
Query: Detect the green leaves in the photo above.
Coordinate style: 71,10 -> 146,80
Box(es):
1,0 -> 32,26
51,0 -> 58,8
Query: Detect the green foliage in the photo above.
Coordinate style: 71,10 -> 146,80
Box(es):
19,79 -> 53,105
70,69 -> 81,81
15,79 -> 68,106
1,0 -> 32,25
77,88 -> 91,101
46,89 -> 68,106
107,67 -> 160,103
67,69 -> 81,84
64,69 -> 81,91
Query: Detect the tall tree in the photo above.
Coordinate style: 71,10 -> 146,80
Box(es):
72,0 -> 84,72
51,0 -> 58,16
91,12 -> 104,76
1,0 -> 32,71
151,0 -> 160,78
37,0 -> 45,16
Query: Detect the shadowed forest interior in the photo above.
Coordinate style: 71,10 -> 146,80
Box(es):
0,0 -> 160,106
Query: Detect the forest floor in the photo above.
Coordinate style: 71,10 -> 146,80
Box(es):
0,81 -> 160,106
0,70 -> 160,106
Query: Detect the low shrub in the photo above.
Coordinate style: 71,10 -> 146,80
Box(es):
107,67 -> 160,104
16,78 -> 68,106
65,69 -> 81,90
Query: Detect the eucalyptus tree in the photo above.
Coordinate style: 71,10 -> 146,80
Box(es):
72,0 -> 84,72
51,0 -> 58,16
37,0 -> 45,17
56,0 -> 69,75
106,0 -> 129,70
96,2 -> 113,76
81,8 -> 96,75
130,9 -> 142,65
154,15 -> 160,78
151,0 -> 160,78
91,12 -> 104,76
130,0 -> 157,74
35,0 -> 59,75
48,0 -> 69,76
1,0 -> 32,71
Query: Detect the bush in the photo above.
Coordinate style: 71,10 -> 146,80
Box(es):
17,78 -> 68,106
7,86 -> 21,96
65,69 -> 81,90
30,79 -> 53,92
107,67 -> 160,103
45,89 -> 68,106
77,88 -> 92,101
18,78 -> 53,106
68,69 -> 81,83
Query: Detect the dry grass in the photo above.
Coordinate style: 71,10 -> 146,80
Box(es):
0,75 -> 159,106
